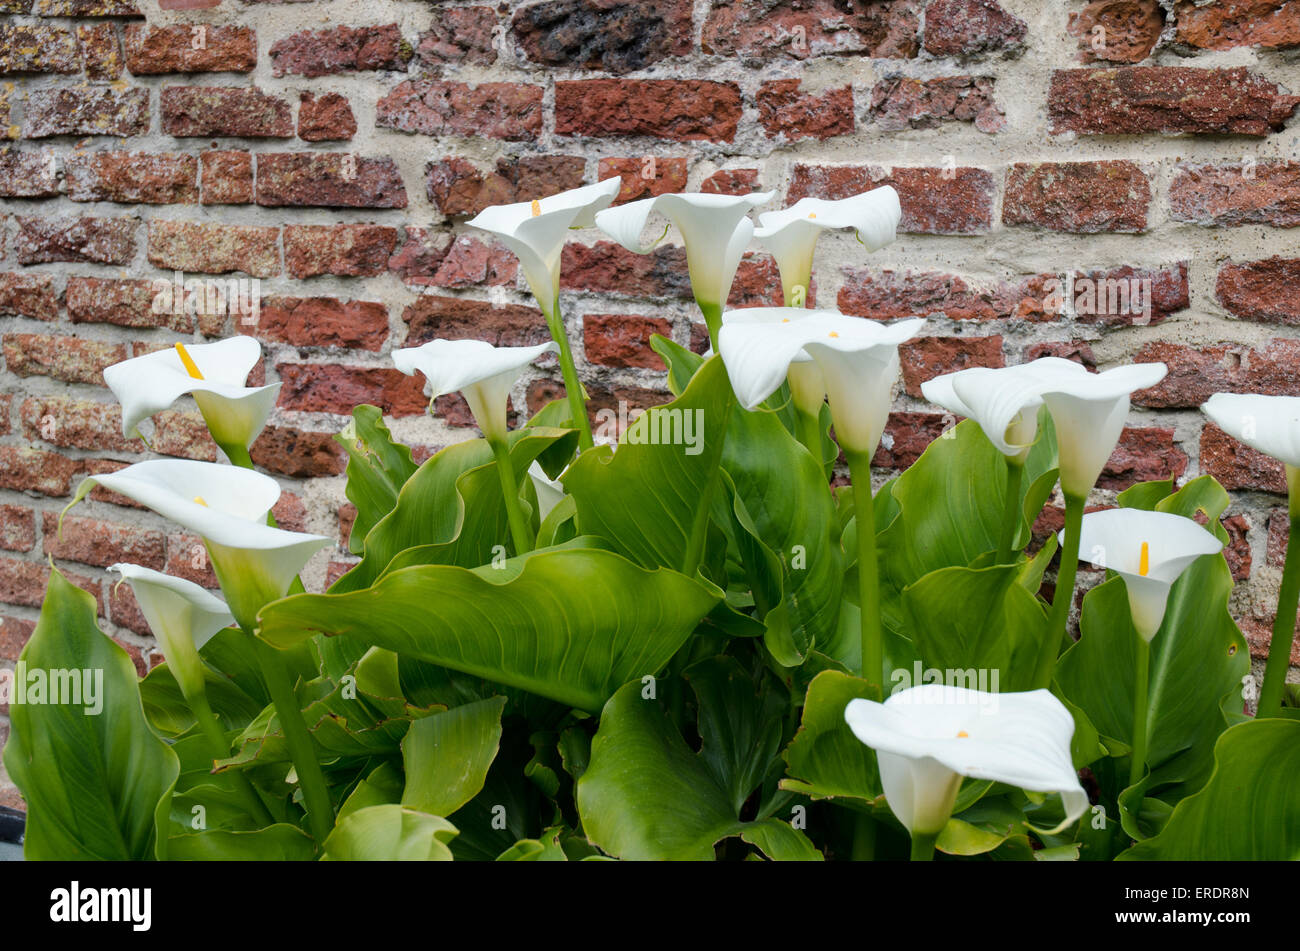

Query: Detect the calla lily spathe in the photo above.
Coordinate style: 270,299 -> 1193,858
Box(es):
108,563 -> 233,701
69,460 -> 330,631
1071,508 -> 1224,640
844,684 -> 1088,838
104,336 -> 280,455
392,339 -> 558,442
1202,393 -> 1300,478
527,461 -> 566,521
754,187 -> 901,306
467,178 -> 622,319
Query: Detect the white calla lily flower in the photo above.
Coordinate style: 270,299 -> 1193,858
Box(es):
393,339 -> 558,442
69,460 -> 330,631
716,307 -> 824,415
466,178 -> 622,319
108,564 -> 233,700
844,685 -> 1088,842
754,187 -> 901,306
1202,393 -> 1300,477
103,336 -> 280,455
1070,508 -> 1224,641
527,461 -> 566,520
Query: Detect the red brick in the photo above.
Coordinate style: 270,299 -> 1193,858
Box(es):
526,378 -> 666,435
108,581 -> 151,637
21,396 -> 137,452
67,277 -> 187,332
284,224 -> 398,279
757,80 -> 854,140
326,559 -> 357,588
729,254 -> 787,308
338,502 -> 358,549
0,505 -> 35,553
1048,67 -> 1300,136
124,24 -> 256,74
251,424 -> 346,478
0,24 -> 79,73
165,533 -> 218,588
255,153 -> 407,209
378,80 -> 544,141
0,616 -> 36,663
152,410 -> 217,461
65,151 -> 198,204
837,268 -> 1052,322
1220,512 -> 1252,583
0,273 -> 57,321
42,512 -> 164,570
899,335 -> 1004,398
401,295 -> 549,348
0,558 -> 101,615
388,227 -> 451,286
561,241 -> 691,298
598,157 -> 689,204
701,168 -> 760,195
1200,422 -> 1286,494
1175,0 -> 1300,51
873,411 -> 948,469
425,154 -> 586,216
0,149 -> 59,198
701,0 -> 920,63
3,333 -> 128,384
273,493 -> 307,534
22,87 -> 149,137
270,24 -> 411,77
79,22 -> 123,80
148,220 -> 280,277
555,79 -> 743,143
256,296 -> 389,351
418,5 -> 497,68
787,164 -> 995,235
512,0 -> 690,73
868,75 -> 1004,132
1217,258 -> 1300,325
34,0 -> 139,12
14,215 -> 137,265
276,364 -> 430,417
1132,339 -> 1300,408
1267,507 -> 1289,567
1069,262 -> 1189,328
1240,612 -> 1300,667
1003,161 -> 1150,233
1098,426 -> 1188,490
1068,0 -> 1164,64
0,447 -> 84,496
298,91 -> 356,141
200,149 -> 253,205
923,0 -> 1026,57
160,86 -> 293,137
1170,161 -> 1300,227
584,313 -> 671,369
429,236 -> 518,288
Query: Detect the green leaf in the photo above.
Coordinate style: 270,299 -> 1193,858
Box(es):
3,569 -> 179,860
335,405 -> 419,555
139,660 -> 265,738
740,817 -> 824,861
780,670 -> 880,805
322,805 -> 458,861
168,823 -> 316,861
258,548 -> 719,713
402,696 -> 507,817
1121,719 -> 1300,860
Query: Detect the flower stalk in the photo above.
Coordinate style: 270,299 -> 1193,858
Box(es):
1038,492 -> 1084,688
847,449 -> 883,698
910,830 -> 938,862
997,458 -> 1024,564
544,296 -> 594,452
1130,634 -> 1151,788
1259,468 -> 1300,717
490,437 -> 534,555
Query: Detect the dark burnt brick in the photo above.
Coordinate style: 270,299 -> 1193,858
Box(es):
1098,426 -> 1188,490
1200,422 -> 1287,494
22,87 -> 149,138
256,296 -> 389,351
512,0 -> 691,74
3,333 -> 129,384
922,0 -> 1026,57
200,150 -> 253,205
0,149 -> 59,197
1170,161 -> 1300,228
284,224 -> 399,279
1217,258 -> 1300,325
0,24 -> 79,74
255,153 -> 407,209
425,154 -> 586,216
1003,161 -> 1150,233
43,512 -> 165,570
426,236 -> 517,288
0,273 -> 57,321
270,24 -> 412,78
0,505 -> 34,553
1131,338 -> 1300,408
838,269 -> 1054,322
555,79 -> 743,142
1048,67 -> 1300,136
65,151 -> 198,204
757,80 -> 854,140
598,157 -> 689,204
276,363 -> 430,417
251,424 -> 347,478
873,412 -> 948,470
148,220 -> 280,277
787,163 -> 994,235
298,92 -> 357,141
124,24 -> 257,74
79,23 -> 123,81
1175,0 -> 1300,51
160,86 -> 293,137
417,5 -> 497,68
20,395 -> 137,452
1068,0 -> 1164,64
868,75 -> 1004,133
1071,262 -> 1189,328
67,277 -> 189,331
701,0 -> 920,63
377,80 -> 544,141
702,168 -> 760,195
14,215 -> 137,265
561,241 -> 692,299
402,295 -> 549,348
584,313 -> 671,369
899,335 -> 1004,398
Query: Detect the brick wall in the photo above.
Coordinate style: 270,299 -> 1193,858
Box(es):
3,0 -> 1300,809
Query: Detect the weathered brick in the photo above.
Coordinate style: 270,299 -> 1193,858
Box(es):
14,215 -> 137,265
0,149 -> 59,197
1174,0 -> 1300,51
702,168 -> 760,195
0,273 -> 57,321
148,220 -> 280,277
1069,262 -> 1189,328
165,532 -> 218,588
199,149 -> 253,205
729,254 -> 786,308
1068,0 -> 1164,64
298,91 -> 356,141
152,409 -> 217,461
426,154 -> 586,216
923,0 -> 1026,57
598,157 -> 689,204
1132,338 -> 1300,408
251,424 -> 347,478
584,313 -> 671,369
124,24 -> 257,74
899,335 -> 1004,398
512,0 -> 691,74
65,151 -> 198,204
388,228 -> 452,286
0,446 -> 84,496
270,24 -> 411,77
402,295 -> 548,348
284,224 -> 398,279
556,79 -> 743,142
22,87 -> 149,138
428,236 -> 517,288
0,615 -> 36,666
838,269 -> 1054,322
1267,507 -> 1290,567
0,24 -> 79,74
66,276 -> 187,332
702,0 -> 920,63
21,396 -> 137,452
417,5 -> 497,68
378,81 -> 544,141
3,333 -> 128,384
1200,422 -> 1286,494
1024,340 -> 1098,367
0,558 -> 101,614
79,22 -> 123,80
0,505 -> 35,552
256,296 -> 389,351
1217,258 -> 1300,325
868,75 -> 1004,132
787,164 -> 995,235
1170,161 -> 1300,228
1003,161 -> 1150,233
1048,67 -> 1300,136
561,241 -> 691,299
757,80 -> 854,140
255,153 -> 407,209
526,377 -> 666,434
42,512 -> 164,570
276,363 -> 430,417
873,411 -> 948,470
1220,512 -> 1252,582
34,0 -> 139,12
1098,426 -> 1188,490
160,86 -> 293,137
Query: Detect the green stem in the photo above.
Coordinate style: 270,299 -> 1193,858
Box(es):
189,688 -> 274,827
1129,636 -> 1150,788
909,830 -> 938,862
996,459 -> 1025,564
1258,511 -> 1300,718
490,437 -> 534,555
796,408 -> 823,466
545,298 -> 594,453
1036,492 -> 1084,688
699,300 -> 723,354
681,391 -> 734,577
250,635 -> 334,844
850,812 -> 876,861
846,450 -> 883,699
